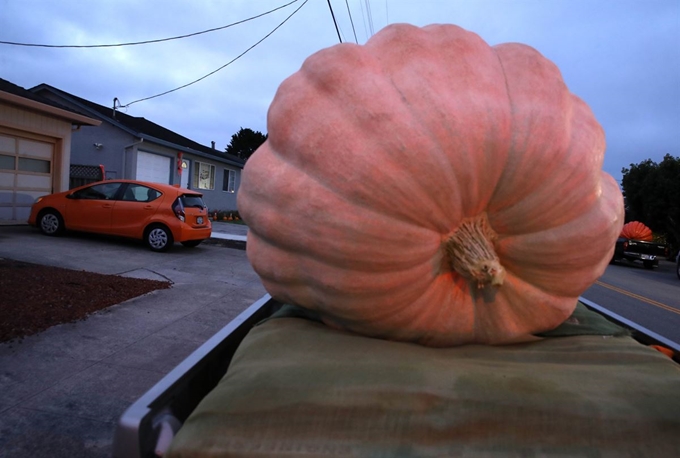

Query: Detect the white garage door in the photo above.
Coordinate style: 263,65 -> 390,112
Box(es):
0,133 -> 53,222
136,151 -> 171,184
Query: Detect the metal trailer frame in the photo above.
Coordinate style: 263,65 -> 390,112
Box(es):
112,295 -> 679,458
113,294 -> 282,458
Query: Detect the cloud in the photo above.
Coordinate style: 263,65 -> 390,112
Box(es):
1,0 -> 677,180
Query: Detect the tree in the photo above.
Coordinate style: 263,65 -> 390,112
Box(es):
225,127 -> 267,161
621,154 -> 680,254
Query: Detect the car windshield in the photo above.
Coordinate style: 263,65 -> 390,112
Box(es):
181,194 -> 206,209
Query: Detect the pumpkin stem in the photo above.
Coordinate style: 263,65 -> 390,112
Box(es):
445,214 -> 505,289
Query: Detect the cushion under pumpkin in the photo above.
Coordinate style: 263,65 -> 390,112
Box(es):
167,307 -> 680,457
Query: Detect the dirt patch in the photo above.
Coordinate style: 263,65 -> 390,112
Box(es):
0,258 -> 171,342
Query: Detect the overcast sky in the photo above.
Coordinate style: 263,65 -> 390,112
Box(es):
1,0 -> 678,182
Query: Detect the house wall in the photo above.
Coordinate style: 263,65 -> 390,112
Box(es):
30,88 -> 244,213
69,119 -> 135,180
183,157 -> 241,212
67,124 -> 243,211
35,91 -> 131,180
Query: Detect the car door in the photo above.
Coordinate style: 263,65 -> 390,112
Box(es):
64,182 -> 123,233
109,183 -> 164,238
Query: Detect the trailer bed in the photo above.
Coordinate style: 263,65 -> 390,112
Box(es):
113,295 -> 680,458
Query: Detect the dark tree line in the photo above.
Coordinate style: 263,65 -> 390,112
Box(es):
225,127 -> 267,161
621,154 -> 680,255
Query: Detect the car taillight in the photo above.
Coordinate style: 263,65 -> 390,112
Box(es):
173,199 -> 186,222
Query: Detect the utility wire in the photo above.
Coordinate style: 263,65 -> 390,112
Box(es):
344,0 -> 359,44
365,0 -> 375,36
0,0 -> 299,48
326,0 -> 343,43
359,0 -> 370,40
122,0 -> 309,108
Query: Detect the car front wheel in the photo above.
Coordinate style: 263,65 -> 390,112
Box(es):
146,225 -> 173,252
39,210 -> 64,236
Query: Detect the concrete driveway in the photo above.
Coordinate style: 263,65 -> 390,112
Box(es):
0,223 -> 266,458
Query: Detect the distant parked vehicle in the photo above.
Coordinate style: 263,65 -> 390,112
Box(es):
612,237 -> 668,269
28,180 -> 211,252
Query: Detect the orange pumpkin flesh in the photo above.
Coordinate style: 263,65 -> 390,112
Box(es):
238,24 -> 625,347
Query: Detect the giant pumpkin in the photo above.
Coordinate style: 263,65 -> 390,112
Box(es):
237,23 -> 624,346
620,221 -> 653,241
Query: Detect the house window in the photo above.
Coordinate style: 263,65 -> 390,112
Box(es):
18,157 -> 50,174
193,161 -> 215,190
0,154 -> 51,174
0,154 -> 15,170
223,169 -> 236,192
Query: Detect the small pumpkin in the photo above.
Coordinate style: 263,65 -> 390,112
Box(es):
620,221 -> 653,241
238,23 -> 624,346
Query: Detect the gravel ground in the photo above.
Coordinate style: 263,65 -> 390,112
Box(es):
0,258 -> 171,342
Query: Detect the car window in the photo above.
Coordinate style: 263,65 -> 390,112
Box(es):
72,182 -> 122,200
122,184 -> 162,203
180,194 -> 206,209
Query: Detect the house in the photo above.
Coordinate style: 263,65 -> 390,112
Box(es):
0,78 -> 101,222
30,83 -> 246,213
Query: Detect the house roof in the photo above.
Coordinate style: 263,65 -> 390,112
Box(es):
30,83 -> 245,168
0,78 -> 100,126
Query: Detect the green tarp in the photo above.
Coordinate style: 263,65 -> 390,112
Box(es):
168,304 -> 680,457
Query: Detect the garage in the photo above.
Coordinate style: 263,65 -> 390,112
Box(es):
1,77 -> 101,223
0,132 -> 54,221
136,151 -> 171,184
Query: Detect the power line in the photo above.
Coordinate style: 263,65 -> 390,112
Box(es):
121,0 -> 309,108
326,0 -> 343,43
344,0 -> 359,44
0,0 -> 300,48
358,0 -> 370,40
364,0 -> 375,36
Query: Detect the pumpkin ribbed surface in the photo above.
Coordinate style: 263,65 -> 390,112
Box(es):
237,23 -> 624,346
620,221 -> 653,241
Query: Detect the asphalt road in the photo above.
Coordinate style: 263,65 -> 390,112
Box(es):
582,258 -> 680,346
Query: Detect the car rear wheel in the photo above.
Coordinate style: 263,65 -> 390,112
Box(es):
181,240 -> 203,248
146,225 -> 173,252
39,210 -> 64,236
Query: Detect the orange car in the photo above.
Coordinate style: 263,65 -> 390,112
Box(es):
28,180 -> 212,252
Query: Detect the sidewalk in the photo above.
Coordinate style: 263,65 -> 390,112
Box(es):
209,220 -> 248,242
0,223 -> 265,458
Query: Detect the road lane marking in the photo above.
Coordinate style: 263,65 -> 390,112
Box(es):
594,281 -> 680,315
